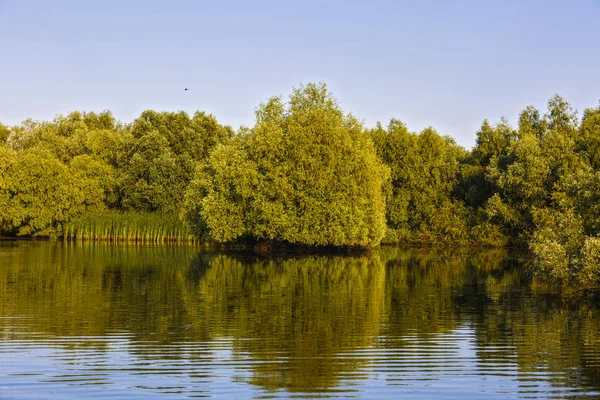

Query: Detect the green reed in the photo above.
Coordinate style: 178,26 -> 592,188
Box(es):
63,210 -> 196,243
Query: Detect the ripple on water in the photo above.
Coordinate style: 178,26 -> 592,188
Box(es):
1,243 -> 600,399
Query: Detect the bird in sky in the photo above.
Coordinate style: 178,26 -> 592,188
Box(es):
184,88 -> 188,91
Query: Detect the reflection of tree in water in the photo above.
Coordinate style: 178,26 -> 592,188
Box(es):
473,287 -> 600,392
0,242 -> 207,342
379,246 -> 600,394
1,242 -> 600,394
0,243 -> 388,392
196,253 -> 386,392
380,247 -> 514,338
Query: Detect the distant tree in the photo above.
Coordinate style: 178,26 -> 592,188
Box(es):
120,131 -> 188,212
0,146 -> 17,234
577,105 -> 600,168
478,96 -> 587,241
121,111 -> 233,213
371,120 -> 469,244
85,127 -> 131,168
70,154 -> 119,209
0,123 -> 9,144
8,111 -> 121,162
448,119 -> 514,246
131,110 -> 233,159
464,95 -> 600,284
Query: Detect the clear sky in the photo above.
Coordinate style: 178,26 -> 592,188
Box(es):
1,0 -> 599,147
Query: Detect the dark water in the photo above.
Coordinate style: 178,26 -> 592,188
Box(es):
1,242 -> 599,399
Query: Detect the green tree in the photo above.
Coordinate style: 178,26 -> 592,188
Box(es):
481,95 -> 585,245
529,207 -> 600,286
8,111 -> 121,163
120,131 -> 185,212
1,147 -> 85,236
131,110 -> 233,159
85,127 -> 131,167
122,111 -> 233,212
371,120 -> 468,244
70,155 -> 119,209
0,146 -> 17,234
0,123 -> 9,144
454,119 -> 516,246
185,83 -> 389,247
577,105 -> 600,169
460,119 -> 515,208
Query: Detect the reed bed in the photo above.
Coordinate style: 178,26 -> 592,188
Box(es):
63,210 -> 196,243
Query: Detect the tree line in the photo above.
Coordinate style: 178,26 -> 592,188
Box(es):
1,83 -> 599,285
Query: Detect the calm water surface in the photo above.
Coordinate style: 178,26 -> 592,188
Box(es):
1,242 -> 599,399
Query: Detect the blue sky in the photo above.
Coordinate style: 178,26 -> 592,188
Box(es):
1,0 -> 599,147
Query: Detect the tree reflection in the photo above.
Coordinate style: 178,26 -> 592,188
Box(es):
196,254 -> 386,391
1,242 -> 599,394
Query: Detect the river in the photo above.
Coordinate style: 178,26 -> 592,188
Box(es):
1,241 -> 599,399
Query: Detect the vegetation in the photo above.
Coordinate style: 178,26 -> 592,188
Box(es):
63,210 -> 195,243
371,121 -> 470,245
1,83 -> 599,285
183,83 -> 389,247
0,110 -> 232,240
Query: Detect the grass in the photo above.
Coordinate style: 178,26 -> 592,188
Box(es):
63,210 -> 196,243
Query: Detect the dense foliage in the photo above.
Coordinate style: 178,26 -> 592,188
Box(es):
1,84 -> 599,285
371,121 -> 470,245
183,83 -> 389,247
0,110 -> 232,237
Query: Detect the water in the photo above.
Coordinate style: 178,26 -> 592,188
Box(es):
1,242 -> 599,399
